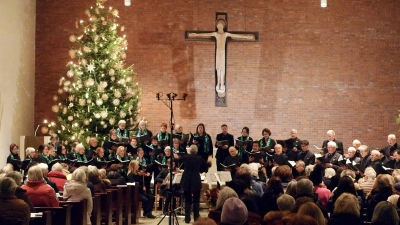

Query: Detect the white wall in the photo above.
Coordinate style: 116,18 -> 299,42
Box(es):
0,0 -> 36,167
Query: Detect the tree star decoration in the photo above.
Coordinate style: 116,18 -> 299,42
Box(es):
87,63 -> 95,72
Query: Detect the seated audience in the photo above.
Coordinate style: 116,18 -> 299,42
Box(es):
260,176 -> 283,216
98,168 -> 112,188
328,193 -> 362,225
309,164 -> 330,207
366,174 -> 395,221
63,168 -> 93,225
208,186 -> 238,224
21,165 -> 58,207
277,193 -> 295,211
220,197 -> 248,225
297,202 -> 326,225
87,166 -> 106,194
286,180 -> 297,197
5,171 -> 35,212
47,162 -> 67,191
38,163 -> 59,193
323,168 -> 336,191
371,201 -> 400,225
359,167 -> 376,195
192,217 -> 217,225
107,164 -> 126,186
327,176 -> 361,213
0,177 -> 30,225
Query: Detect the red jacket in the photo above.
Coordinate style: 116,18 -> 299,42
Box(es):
21,180 -> 59,207
48,170 -> 67,191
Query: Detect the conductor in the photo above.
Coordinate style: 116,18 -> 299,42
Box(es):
180,145 -> 208,223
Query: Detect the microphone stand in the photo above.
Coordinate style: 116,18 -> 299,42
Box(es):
156,92 -> 187,225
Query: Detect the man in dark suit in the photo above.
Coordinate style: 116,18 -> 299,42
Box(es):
298,140 -> 315,166
385,149 -> 400,169
321,130 -> 344,155
359,145 -> 371,173
324,141 -> 342,170
382,134 -> 399,160
347,147 -> 361,164
215,124 -> 235,171
369,149 -> 385,175
284,129 -> 301,161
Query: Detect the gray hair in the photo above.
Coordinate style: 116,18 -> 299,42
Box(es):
327,141 -> 337,148
25,147 -> 36,155
324,168 -> 336,178
371,150 -> 380,157
359,145 -> 369,153
216,186 -> 238,210
348,147 -> 356,153
71,168 -> 87,183
28,165 -> 44,181
352,139 -> 361,145
340,169 -> 356,179
88,165 -> 100,180
364,168 -> 377,179
327,130 -> 335,136
291,129 -> 298,134
75,143 -> 85,152
277,194 -> 295,211
0,177 -> 18,193
5,171 -> 23,186
118,120 -> 126,125
51,162 -> 63,172
388,134 -> 397,140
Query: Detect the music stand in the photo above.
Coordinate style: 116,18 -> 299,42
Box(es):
156,92 -> 187,225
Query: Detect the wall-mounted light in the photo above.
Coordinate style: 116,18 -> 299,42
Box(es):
321,0 -> 327,8
124,0 -> 131,6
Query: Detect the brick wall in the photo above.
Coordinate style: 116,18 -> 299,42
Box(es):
35,0 -> 400,150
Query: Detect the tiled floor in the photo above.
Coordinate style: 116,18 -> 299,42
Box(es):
138,208 -> 209,225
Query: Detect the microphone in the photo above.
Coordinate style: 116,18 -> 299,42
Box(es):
34,125 -> 40,136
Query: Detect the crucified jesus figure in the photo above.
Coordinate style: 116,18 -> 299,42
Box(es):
188,19 -> 255,97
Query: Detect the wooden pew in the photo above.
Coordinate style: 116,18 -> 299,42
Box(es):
108,187 -> 123,225
99,191 -> 113,225
91,194 -> 101,225
60,200 -> 87,225
116,185 -> 133,225
34,205 -> 71,225
128,182 -> 140,225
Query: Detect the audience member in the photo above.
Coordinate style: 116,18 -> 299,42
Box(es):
220,197 -> 248,225
47,162 -> 67,191
366,174 -> 395,221
87,166 -> 106,193
297,202 -> 326,225
208,186 -> 238,224
21,165 -> 59,207
63,168 -> 93,225
5,171 -> 35,212
0,177 -> 30,225
371,201 -> 399,225
277,194 -> 295,211
328,193 -> 362,225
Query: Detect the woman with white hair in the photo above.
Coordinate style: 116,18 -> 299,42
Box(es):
63,168 -> 93,225
117,120 -> 129,138
21,165 -> 58,207
136,120 -> 152,145
180,145 -> 208,223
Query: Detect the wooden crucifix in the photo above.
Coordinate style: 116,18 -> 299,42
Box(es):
185,12 -> 259,107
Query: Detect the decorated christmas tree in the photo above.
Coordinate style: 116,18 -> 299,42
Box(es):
51,0 -> 140,146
